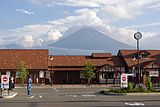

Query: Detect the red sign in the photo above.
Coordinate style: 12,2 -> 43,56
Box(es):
3,76 -> 8,82
1,75 -> 9,89
122,76 -> 126,81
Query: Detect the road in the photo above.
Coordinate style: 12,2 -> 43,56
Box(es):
0,86 -> 160,107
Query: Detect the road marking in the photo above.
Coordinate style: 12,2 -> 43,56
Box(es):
52,87 -> 56,90
125,102 -> 145,106
55,90 -> 60,92
39,95 -> 42,98
82,94 -> 96,97
30,95 -> 34,99
73,95 -> 77,97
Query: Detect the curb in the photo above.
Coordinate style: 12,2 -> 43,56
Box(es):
101,92 -> 160,96
103,92 -> 127,96
2,92 -> 18,99
127,93 -> 160,96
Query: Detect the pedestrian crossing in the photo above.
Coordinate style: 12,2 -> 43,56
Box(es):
26,93 -> 97,99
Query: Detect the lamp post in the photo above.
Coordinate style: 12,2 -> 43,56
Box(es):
50,57 -> 53,86
133,57 -> 136,86
134,32 -> 142,84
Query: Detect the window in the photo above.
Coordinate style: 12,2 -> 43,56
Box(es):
16,72 -> 19,78
39,71 -> 44,78
108,72 -> 114,79
121,67 -> 125,72
80,71 -> 85,78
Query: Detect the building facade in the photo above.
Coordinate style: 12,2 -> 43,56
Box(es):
0,49 -> 48,84
48,53 -> 125,84
0,49 -> 160,85
118,50 -> 160,85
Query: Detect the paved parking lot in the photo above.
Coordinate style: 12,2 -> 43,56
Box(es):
1,85 -> 160,107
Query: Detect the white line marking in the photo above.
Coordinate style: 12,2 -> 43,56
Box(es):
82,94 -> 96,97
55,90 -> 59,92
90,94 -> 96,97
73,95 -> 77,97
39,95 -> 42,98
125,102 -> 145,106
30,95 -> 34,99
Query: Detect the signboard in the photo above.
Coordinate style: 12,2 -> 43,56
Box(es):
1,75 -> 9,89
6,71 -> 10,77
121,74 -> 128,88
149,71 -> 159,77
39,71 -> 44,78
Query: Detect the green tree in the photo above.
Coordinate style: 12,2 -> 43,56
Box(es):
17,61 -> 28,86
84,60 -> 95,86
146,75 -> 153,91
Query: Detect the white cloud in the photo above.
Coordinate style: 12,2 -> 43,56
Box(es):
17,35 -> 34,48
57,0 -> 100,7
17,35 -> 45,48
48,29 -> 63,41
27,0 -> 100,7
11,24 -> 52,38
35,38 -> 44,46
26,0 -> 159,19
101,6 -> 136,20
5,0 -> 159,49
48,10 -> 104,28
125,22 -> 160,29
16,9 -> 34,15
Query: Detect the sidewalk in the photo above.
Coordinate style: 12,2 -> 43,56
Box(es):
15,84 -> 120,88
0,91 -> 18,99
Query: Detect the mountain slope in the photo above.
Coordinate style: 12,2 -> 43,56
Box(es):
51,27 -> 133,53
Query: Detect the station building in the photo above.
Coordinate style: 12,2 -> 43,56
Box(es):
48,53 -> 125,84
0,49 -> 48,84
0,49 -> 160,85
118,50 -> 160,85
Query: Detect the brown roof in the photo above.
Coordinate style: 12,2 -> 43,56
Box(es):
119,50 -> 160,58
0,49 -> 48,69
118,50 -> 160,68
49,55 -> 114,67
92,53 -> 112,58
112,56 -> 125,66
49,68 -> 84,71
49,56 -> 86,67
49,53 -> 119,70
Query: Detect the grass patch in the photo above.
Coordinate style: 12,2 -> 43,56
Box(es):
100,87 -> 160,94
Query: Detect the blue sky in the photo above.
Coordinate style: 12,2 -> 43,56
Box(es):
0,0 -> 160,49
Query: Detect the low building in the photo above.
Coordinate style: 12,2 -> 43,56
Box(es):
0,49 -> 160,85
118,50 -> 160,85
0,49 -> 48,84
48,53 -> 125,84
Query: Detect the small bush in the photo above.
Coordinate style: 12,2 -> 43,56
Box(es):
100,89 -> 109,94
128,82 -> 134,91
146,76 -> 153,91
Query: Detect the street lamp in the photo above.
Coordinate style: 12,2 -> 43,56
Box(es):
50,57 -> 53,86
133,57 -> 136,86
134,32 -> 142,84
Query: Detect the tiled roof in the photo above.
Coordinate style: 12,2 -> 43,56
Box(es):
49,56 -> 86,66
0,49 -> 48,69
92,53 -> 112,58
118,50 -> 160,68
119,50 -> 160,58
112,56 -> 125,66
49,53 -> 119,69
49,67 -> 84,71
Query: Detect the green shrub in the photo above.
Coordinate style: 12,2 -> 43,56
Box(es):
146,75 -> 153,91
110,89 -> 121,93
100,89 -> 109,94
128,82 -> 134,91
